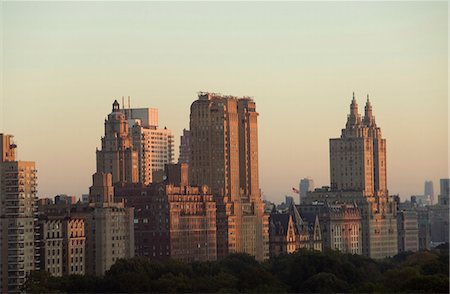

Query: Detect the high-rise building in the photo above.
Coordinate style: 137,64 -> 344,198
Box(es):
424,181 -> 434,205
189,92 -> 269,261
304,94 -> 397,259
96,100 -> 139,184
299,178 -> 314,204
0,134 -> 38,293
438,178 -> 449,206
97,100 -> 175,186
178,129 -> 190,164
130,123 -> 174,185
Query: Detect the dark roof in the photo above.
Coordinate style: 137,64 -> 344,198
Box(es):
270,213 -> 291,235
299,211 -> 318,225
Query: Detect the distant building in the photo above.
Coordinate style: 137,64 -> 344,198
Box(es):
0,134 -> 38,293
189,93 -> 269,261
424,181 -> 434,205
178,129 -> 190,164
438,178 -> 449,206
411,195 -> 431,207
115,164 -> 217,262
299,178 -> 314,204
54,194 -> 77,205
416,207 -> 431,251
397,210 -> 419,253
427,179 -> 449,244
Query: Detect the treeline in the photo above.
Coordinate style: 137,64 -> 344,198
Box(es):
24,244 -> 449,293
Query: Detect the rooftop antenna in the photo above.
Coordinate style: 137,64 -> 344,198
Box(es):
128,96 -> 131,110
121,96 -> 125,110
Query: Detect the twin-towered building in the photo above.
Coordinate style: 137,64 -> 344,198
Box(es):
302,93 -> 398,259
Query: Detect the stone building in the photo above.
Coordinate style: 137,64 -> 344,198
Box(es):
189,92 -> 269,261
38,217 -> 86,276
269,213 -> 297,257
80,172 -> 135,276
298,201 -> 361,254
0,134 -> 38,293
96,100 -> 139,184
306,94 -> 397,259
115,164 -> 217,262
397,210 -> 419,253
269,204 -> 322,258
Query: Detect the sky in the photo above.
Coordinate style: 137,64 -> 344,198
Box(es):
1,1 -> 448,203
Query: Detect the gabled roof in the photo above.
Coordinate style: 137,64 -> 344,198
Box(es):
269,213 -> 291,235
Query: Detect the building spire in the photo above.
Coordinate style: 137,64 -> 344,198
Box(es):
346,92 -> 361,128
363,94 -> 375,127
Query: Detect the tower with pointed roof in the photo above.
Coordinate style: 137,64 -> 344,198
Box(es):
305,93 -> 397,259
96,100 -> 139,184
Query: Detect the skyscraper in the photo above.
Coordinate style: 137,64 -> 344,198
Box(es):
178,128 -> 190,164
438,178 -> 449,205
424,180 -> 434,205
0,134 -> 38,293
299,178 -> 314,204
189,92 -> 269,261
96,100 -> 139,184
304,94 -> 398,259
331,94 -> 397,258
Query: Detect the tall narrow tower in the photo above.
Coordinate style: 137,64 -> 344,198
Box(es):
189,92 -> 268,261
96,100 -> 139,184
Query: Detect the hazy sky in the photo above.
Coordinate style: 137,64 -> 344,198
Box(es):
1,1 -> 448,203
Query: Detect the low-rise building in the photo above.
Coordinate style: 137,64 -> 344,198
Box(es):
115,164 -> 217,262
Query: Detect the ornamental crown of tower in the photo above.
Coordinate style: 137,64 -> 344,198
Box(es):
342,92 -> 379,138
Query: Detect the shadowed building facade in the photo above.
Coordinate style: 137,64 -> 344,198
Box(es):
115,164 -> 217,262
189,92 -> 269,261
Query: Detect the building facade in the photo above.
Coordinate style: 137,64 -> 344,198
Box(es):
178,128 -> 190,164
38,217 -> 86,276
96,100 -> 139,185
189,92 -> 269,261
298,201 -> 361,254
299,178 -> 314,204
305,94 -> 397,258
0,134 -> 38,294
424,181 -> 434,205
131,123 -> 174,185
115,166 -> 217,262
397,210 -> 419,253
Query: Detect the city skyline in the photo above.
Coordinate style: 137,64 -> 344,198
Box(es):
1,1 -> 448,202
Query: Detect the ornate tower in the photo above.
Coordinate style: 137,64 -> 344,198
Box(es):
96,100 -> 139,184
328,93 -> 397,259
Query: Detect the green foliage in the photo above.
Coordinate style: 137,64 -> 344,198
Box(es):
23,248 -> 449,293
